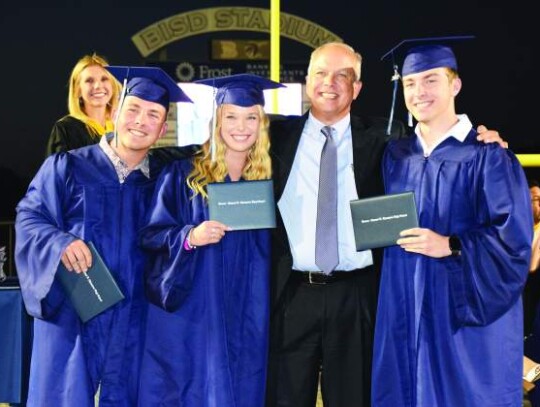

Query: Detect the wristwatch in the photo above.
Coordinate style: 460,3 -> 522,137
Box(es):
449,235 -> 462,257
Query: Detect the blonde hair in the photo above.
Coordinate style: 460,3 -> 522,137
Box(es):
187,104 -> 272,199
402,67 -> 459,82
308,42 -> 363,81
445,67 -> 459,81
67,53 -> 122,136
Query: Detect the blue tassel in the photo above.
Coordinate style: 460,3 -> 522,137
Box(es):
386,65 -> 400,136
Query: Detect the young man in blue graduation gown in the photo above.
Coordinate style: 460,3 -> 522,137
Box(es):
14,67 -> 192,407
372,41 -> 533,406
138,74 -> 282,407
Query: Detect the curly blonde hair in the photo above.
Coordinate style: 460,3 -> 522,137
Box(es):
67,53 -> 122,136
187,104 -> 272,199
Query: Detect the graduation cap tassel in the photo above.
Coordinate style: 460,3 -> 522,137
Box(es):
386,64 -> 401,136
114,76 -> 129,148
210,90 -> 217,163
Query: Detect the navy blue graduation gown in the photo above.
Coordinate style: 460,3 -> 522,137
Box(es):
372,131 -> 532,406
138,159 -> 270,407
15,144 -> 162,407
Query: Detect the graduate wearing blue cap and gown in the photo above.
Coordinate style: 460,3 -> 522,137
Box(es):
15,66 -> 192,407
138,74 -> 283,407
372,40 -> 532,406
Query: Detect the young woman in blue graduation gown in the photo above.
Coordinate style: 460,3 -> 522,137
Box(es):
138,75 -> 278,407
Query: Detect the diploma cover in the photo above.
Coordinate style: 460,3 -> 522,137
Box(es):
57,241 -> 125,323
208,179 -> 276,230
350,192 -> 419,250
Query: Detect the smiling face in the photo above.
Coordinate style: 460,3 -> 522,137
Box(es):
306,44 -> 362,124
402,67 -> 461,126
219,103 -> 261,155
77,64 -> 114,111
114,95 -> 167,156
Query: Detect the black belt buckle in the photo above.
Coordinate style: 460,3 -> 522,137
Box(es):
308,272 -> 328,285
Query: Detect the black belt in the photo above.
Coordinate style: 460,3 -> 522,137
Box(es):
292,268 -> 365,285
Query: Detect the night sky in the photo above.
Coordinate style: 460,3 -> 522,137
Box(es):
1,0 -> 538,219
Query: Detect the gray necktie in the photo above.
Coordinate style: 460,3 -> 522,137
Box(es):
315,126 -> 339,274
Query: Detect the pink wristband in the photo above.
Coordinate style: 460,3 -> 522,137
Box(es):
183,228 -> 196,251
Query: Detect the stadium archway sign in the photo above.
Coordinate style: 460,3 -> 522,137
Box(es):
132,7 -> 343,57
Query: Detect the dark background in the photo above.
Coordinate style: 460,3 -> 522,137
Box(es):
1,0 -> 538,220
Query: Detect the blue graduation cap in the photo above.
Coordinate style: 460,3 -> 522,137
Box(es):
106,66 -> 192,111
380,35 -> 475,134
195,73 -> 284,107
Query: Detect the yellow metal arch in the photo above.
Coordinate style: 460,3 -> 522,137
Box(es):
131,7 -> 342,57
517,154 -> 540,167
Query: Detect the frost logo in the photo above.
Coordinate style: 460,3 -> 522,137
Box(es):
176,62 -> 195,82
